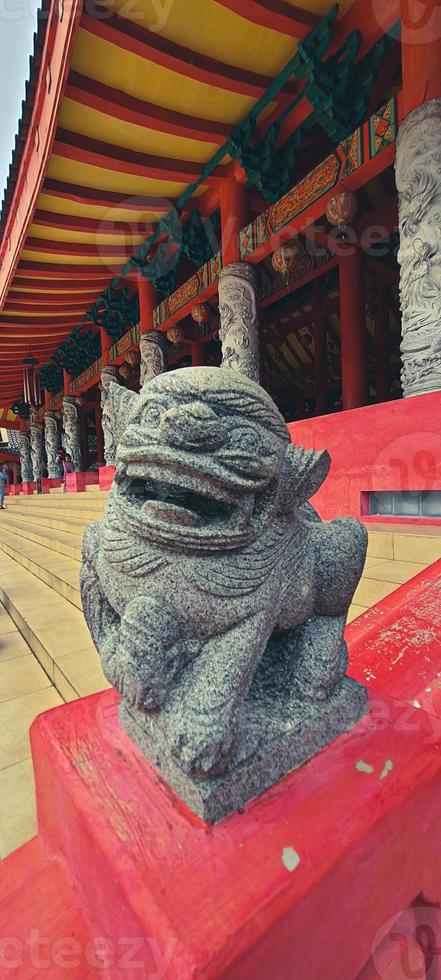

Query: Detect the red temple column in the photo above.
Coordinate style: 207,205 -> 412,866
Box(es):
339,248 -> 369,411
101,328 -> 113,367
63,369 -> 72,397
312,281 -> 328,416
221,176 -> 249,265
12,461 -> 19,485
138,275 -> 158,334
44,389 -> 51,411
374,284 -> 391,403
401,0 -> 441,117
190,341 -> 206,367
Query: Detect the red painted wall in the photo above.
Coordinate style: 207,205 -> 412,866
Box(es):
288,392 -> 441,521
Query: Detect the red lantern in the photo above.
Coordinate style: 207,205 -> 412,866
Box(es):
272,244 -> 298,278
22,352 -> 42,409
326,188 -> 357,231
166,325 -> 185,344
191,303 -> 210,324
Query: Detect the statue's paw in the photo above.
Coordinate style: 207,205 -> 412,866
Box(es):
290,668 -> 335,703
168,709 -> 238,780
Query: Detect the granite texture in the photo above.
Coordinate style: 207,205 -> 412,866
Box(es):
139,330 -> 167,387
218,263 -> 261,383
30,415 -> 47,480
18,429 -> 33,483
396,99 -> 441,397
81,366 -> 368,821
62,397 -> 82,472
100,366 -> 120,467
44,412 -> 63,479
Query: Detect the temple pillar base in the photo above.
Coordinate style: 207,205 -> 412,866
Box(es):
39,478 -> 63,494
99,465 -> 115,491
9,484 -> 22,496
65,472 -> 99,493
21,482 -> 35,495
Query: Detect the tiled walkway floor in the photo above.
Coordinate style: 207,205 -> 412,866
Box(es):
0,604 -> 63,858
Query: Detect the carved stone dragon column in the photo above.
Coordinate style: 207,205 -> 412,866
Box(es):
139,331 -> 167,387
62,396 -> 83,472
30,415 -> 47,480
395,98 -> 441,397
100,366 -> 120,466
44,411 -> 63,479
18,428 -> 33,484
218,262 -> 260,384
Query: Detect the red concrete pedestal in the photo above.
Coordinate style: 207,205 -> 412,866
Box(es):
65,472 -> 99,493
21,481 -> 35,495
40,478 -> 62,493
99,464 -> 115,491
2,678 -> 441,978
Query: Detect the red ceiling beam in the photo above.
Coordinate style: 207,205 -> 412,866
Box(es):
53,129 -> 225,184
24,236 -> 135,258
66,71 -> 230,145
4,294 -> 94,306
0,0 -> 84,309
10,277 -> 109,290
215,0 -> 319,38
80,7 -> 297,103
42,179 -> 178,212
16,262 -> 114,278
32,209 -> 156,237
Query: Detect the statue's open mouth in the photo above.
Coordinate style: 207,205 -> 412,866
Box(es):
114,468 -> 270,552
123,476 -> 235,528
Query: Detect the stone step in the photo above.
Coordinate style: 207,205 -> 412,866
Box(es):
5,500 -> 107,523
0,525 -> 81,608
366,524 -> 441,564
7,490 -> 108,510
0,512 -> 83,560
3,507 -> 90,534
0,551 -> 108,703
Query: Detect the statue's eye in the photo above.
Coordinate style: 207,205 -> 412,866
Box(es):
229,426 -> 259,453
143,405 -> 162,428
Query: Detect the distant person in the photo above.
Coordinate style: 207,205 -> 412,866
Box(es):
61,453 -> 74,493
0,465 -> 7,509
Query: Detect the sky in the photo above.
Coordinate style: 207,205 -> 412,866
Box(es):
0,1 -> 39,208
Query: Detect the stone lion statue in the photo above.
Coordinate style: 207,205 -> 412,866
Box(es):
81,367 -> 367,797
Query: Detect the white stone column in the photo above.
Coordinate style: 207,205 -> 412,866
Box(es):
62,396 -> 83,472
218,262 -> 260,384
18,429 -> 33,483
44,411 -> 63,479
30,415 -> 47,479
100,366 -> 120,466
395,98 -> 441,397
139,331 -> 167,387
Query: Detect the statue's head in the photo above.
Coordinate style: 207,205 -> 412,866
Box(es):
106,367 -> 330,554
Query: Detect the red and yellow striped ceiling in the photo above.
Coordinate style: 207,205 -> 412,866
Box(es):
0,0 -> 359,406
